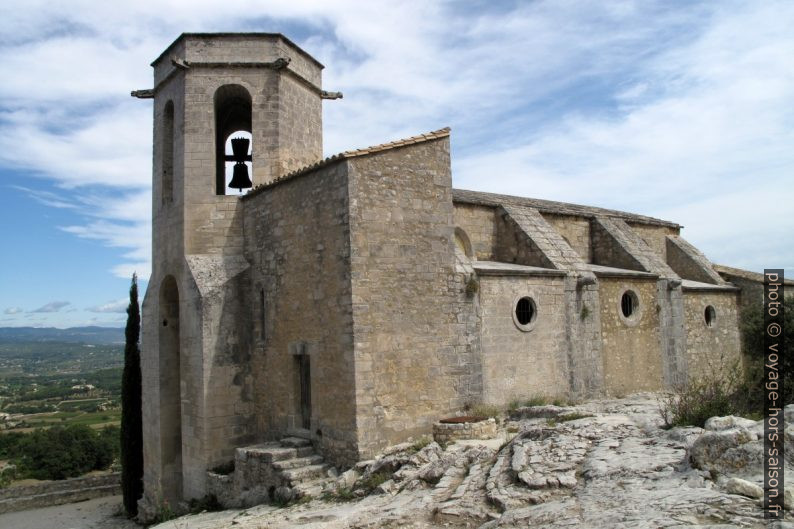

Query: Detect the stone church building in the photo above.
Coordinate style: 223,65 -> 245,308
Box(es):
136,33 -> 755,510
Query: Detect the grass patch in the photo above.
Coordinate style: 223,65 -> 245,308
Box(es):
469,404 -> 501,418
408,438 -> 431,453
510,395 -> 578,409
322,487 -> 357,503
358,470 -> 390,494
557,412 -> 593,422
150,499 -> 178,524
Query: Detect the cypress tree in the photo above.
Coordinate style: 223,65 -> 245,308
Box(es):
121,273 -> 143,516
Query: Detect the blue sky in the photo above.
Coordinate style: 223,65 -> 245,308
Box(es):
0,1 -> 792,328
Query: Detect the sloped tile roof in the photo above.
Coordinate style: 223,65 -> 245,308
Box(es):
451,189 -> 681,228
243,127 -> 451,199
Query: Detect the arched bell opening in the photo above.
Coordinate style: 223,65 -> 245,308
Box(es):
214,84 -> 253,195
158,275 -> 183,502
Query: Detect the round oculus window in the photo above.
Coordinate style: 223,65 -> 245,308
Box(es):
617,289 -> 642,326
512,296 -> 538,331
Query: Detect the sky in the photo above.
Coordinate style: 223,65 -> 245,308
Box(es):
0,0 -> 792,328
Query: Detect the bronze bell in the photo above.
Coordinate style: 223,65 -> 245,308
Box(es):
231,137 -> 250,160
228,136 -> 253,191
229,162 -> 252,191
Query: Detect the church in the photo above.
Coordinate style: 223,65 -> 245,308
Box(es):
135,33 -> 751,511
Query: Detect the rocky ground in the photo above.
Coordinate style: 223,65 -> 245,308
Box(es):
153,394 -> 793,529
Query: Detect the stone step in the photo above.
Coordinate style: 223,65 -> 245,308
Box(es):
271,454 -> 324,471
280,436 -> 312,448
238,445 -> 297,463
295,446 -> 315,458
281,464 -> 329,484
293,477 -> 331,498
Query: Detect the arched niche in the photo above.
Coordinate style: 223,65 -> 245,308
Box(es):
454,227 -> 474,259
158,275 -> 182,502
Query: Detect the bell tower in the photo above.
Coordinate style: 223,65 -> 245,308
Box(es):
135,33 -> 328,512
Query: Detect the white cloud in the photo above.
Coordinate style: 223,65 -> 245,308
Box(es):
3,307 -> 23,315
0,0 -> 791,281
87,298 -> 129,313
30,301 -> 70,313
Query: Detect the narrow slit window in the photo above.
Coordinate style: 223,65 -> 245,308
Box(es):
162,100 -> 174,204
260,289 -> 266,341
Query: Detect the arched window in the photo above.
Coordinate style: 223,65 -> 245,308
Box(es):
704,305 -> 716,327
214,85 -> 252,195
162,100 -> 174,204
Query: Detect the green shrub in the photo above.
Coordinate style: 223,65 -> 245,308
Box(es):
659,368 -> 742,429
358,471 -> 390,493
0,431 -> 25,458
12,424 -> 116,480
741,297 -> 794,406
323,487 -> 357,502
408,438 -> 430,453
465,277 -> 479,297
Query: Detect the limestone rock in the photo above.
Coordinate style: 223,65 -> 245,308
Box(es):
725,477 -> 763,499
785,404 -> 794,424
688,427 -> 761,475
272,486 -> 293,504
336,469 -> 359,490
704,415 -> 758,431
665,425 -> 704,449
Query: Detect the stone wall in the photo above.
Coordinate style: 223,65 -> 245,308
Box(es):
453,203 -> 496,260
347,136 -> 481,459
542,214 -> 592,263
591,219 -> 645,272
494,211 -> 555,269
0,473 -> 120,514
626,223 -> 678,262
682,290 -> 741,380
243,161 -> 357,466
598,277 -> 664,394
432,418 -> 497,444
478,275 -> 568,405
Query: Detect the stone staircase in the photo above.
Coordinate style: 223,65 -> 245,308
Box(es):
265,436 -> 333,498
208,436 -> 334,507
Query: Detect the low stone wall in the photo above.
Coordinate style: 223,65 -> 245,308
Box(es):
0,472 -> 120,514
433,418 -> 497,444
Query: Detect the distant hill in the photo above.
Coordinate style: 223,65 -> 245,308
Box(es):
0,326 -> 125,345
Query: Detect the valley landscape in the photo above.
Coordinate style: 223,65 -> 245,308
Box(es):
0,327 -> 125,486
